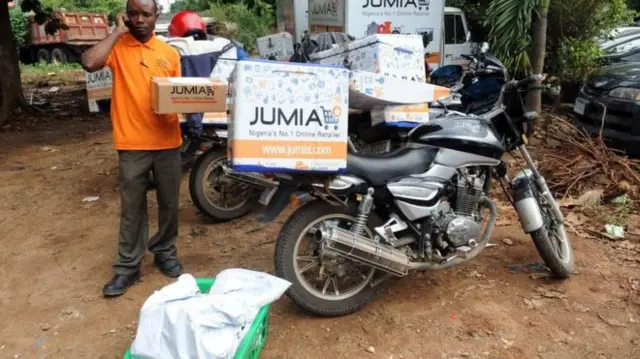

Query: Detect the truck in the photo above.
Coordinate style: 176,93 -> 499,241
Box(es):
25,11 -> 109,65
275,0 -> 309,43
293,0 -> 473,70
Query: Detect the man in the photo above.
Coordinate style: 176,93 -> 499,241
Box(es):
81,0 -> 184,297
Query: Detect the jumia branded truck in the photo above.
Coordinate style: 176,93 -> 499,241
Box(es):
276,0 -> 474,70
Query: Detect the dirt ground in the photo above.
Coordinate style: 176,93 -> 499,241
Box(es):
1,83 -> 639,359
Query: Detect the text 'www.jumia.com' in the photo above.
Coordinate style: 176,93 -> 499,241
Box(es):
261,145 -> 332,156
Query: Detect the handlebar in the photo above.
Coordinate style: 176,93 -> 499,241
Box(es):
506,74 -> 543,91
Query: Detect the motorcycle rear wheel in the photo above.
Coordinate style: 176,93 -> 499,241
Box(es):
274,200 -> 386,317
188,148 -> 256,222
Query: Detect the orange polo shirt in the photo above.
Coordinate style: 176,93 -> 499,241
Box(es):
105,34 -> 182,150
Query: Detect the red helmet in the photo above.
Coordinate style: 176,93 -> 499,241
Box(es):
169,11 -> 207,38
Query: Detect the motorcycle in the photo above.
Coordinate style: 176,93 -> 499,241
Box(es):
258,63 -> 573,317
187,42 -> 516,222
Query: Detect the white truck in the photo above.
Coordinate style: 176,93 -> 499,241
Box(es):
275,0 -> 310,43
277,0 -> 473,70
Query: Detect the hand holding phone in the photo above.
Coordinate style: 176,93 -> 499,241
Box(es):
115,12 -> 130,35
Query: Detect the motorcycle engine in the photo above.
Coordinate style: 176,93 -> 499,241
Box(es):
439,170 -> 486,247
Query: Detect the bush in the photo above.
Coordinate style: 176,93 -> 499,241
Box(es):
40,0 -> 125,24
546,0 -> 634,84
9,8 -> 30,51
208,0 -> 275,54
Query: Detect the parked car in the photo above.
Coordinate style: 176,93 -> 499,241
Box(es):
572,62 -> 640,156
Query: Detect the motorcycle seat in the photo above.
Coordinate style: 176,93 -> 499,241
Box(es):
346,146 -> 438,186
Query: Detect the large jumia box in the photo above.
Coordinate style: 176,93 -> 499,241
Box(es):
85,66 -> 112,113
228,60 -> 350,173
311,34 -> 427,83
150,77 -> 227,114
257,32 -> 295,61
348,71 -> 451,111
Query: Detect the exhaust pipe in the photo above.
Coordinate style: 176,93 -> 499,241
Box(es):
319,197 -> 498,275
320,226 -> 412,277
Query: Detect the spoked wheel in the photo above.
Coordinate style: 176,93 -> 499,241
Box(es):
275,200 -> 384,317
530,192 -> 574,278
188,148 -> 257,222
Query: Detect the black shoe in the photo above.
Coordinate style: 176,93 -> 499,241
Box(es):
103,272 -> 141,297
153,257 -> 184,278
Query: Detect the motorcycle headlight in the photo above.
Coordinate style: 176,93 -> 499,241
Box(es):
608,87 -> 640,100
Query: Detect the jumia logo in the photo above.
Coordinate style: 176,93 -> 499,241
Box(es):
250,107 -> 323,126
363,0 -> 429,8
170,86 -> 214,96
87,70 -> 111,84
310,0 -> 338,17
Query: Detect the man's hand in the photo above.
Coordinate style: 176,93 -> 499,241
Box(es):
81,12 -> 129,72
115,12 -> 129,35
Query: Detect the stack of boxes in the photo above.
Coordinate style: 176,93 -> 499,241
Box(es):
149,33 -> 451,173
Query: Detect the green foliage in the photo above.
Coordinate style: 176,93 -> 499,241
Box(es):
20,60 -> 81,75
546,0 -> 634,83
20,0 -> 70,35
445,0 -> 491,42
39,0 -> 125,24
9,8 -> 30,50
553,38 -> 604,84
485,0 -> 538,72
208,0 -> 275,54
170,0 -> 210,12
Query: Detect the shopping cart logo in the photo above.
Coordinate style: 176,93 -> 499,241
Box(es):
320,106 -> 342,130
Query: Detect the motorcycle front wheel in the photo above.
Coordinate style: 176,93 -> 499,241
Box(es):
274,200 -> 385,317
530,191 -> 574,278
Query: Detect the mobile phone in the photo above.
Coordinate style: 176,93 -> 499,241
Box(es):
123,14 -> 131,28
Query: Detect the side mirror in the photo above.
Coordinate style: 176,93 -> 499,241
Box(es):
480,42 -> 490,53
466,31 -> 471,43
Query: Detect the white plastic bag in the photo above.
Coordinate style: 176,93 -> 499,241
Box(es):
130,270 -> 291,359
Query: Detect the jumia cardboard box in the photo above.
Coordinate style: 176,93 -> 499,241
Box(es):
150,77 -> 227,114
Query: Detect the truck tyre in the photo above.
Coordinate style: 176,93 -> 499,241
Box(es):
36,48 -> 51,64
51,48 -> 68,64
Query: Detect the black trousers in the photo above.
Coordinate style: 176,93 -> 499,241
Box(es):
114,148 -> 181,275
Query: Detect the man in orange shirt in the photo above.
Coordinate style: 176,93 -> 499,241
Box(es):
82,0 -> 184,297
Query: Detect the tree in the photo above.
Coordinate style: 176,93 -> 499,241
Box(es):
486,0 -> 548,114
526,0 -> 550,114
1,0 -> 66,126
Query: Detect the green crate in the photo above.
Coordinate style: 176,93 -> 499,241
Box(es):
123,277 -> 270,359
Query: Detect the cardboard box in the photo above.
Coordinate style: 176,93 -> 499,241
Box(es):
210,59 -> 239,83
85,67 -> 113,113
257,32 -> 295,61
311,34 -> 427,83
151,77 -> 227,114
228,60 -> 350,173
348,71 -> 450,111
371,103 -> 431,127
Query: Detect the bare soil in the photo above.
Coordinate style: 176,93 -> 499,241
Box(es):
0,86 -> 639,359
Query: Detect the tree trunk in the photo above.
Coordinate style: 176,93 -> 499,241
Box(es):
0,0 -> 24,126
526,5 -> 549,114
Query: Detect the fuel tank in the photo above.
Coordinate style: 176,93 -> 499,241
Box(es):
408,117 -> 505,160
